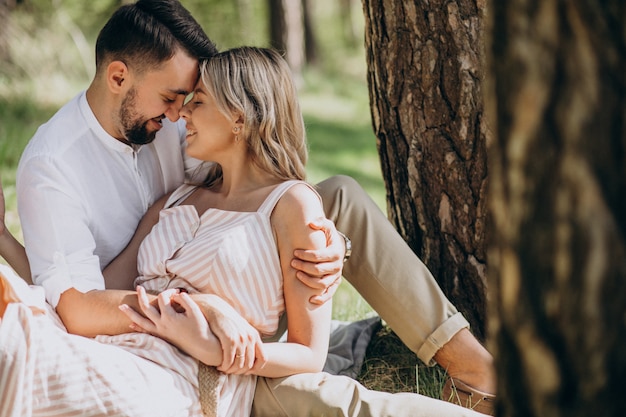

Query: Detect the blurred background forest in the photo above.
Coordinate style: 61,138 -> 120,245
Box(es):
0,0 -> 387,321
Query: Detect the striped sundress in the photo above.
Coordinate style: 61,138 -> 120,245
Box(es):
99,180 -> 312,416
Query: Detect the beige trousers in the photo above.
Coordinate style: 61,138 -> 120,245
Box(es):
251,176 -> 472,416
252,373 -> 485,417
316,175 -> 469,364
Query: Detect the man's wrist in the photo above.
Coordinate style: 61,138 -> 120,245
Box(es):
337,231 -> 352,263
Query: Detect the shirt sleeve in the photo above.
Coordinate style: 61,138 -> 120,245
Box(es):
17,156 -> 105,308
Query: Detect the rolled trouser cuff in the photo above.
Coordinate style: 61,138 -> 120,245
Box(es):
417,312 -> 470,366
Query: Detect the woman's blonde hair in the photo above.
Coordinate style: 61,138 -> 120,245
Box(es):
199,46 -> 307,187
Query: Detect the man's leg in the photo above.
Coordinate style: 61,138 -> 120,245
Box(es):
316,176 -> 467,362
316,176 -> 494,394
252,372 -> 488,417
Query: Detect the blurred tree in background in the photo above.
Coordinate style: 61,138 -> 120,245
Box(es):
0,0 -> 372,117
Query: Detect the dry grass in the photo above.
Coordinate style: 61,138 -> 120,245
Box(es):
357,324 -> 448,399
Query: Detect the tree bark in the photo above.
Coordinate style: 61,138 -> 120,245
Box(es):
362,0 -> 489,339
485,1 -> 626,416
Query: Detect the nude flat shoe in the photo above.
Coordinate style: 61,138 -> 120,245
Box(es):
441,376 -> 495,415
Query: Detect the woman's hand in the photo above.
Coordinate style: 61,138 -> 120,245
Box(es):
119,287 -> 219,361
191,293 -> 266,374
290,217 -> 344,304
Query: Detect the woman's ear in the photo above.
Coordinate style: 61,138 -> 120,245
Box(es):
233,114 -> 244,131
106,61 -> 130,94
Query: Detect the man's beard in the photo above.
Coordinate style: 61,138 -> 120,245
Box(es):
119,88 -> 159,145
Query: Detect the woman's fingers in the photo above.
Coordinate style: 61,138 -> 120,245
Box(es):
118,303 -> 155,333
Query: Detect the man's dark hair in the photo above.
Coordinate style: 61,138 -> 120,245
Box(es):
95,0 -> 217,74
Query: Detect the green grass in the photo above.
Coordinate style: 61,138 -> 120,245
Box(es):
0,98 -> 58,240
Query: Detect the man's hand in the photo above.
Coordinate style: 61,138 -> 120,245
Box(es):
291,218 -> 345,305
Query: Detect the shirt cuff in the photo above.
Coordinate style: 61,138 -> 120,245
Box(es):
38,251 -> 106,308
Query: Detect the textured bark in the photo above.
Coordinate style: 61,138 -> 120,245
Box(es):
485,1 -> 626,416
362,0 -> 489,339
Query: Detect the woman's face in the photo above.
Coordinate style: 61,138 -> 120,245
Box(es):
179,81 -> 238,161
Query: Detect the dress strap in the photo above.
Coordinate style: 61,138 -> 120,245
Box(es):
257,180 -> 320,216
164,183 -> 198,209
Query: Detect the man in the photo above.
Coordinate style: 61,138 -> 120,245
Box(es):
10,0 -> 494,414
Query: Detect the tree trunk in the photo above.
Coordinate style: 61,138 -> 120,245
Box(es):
268,0 -> 304,82
486,1 -> 626,416
301,0 -> 318,65
362,0 -> 489,339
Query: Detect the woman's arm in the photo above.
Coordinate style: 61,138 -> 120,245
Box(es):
246,183 -> 332,378
102,194 -> 169,290
119,286 -> 264,369
0,180 -> 31,283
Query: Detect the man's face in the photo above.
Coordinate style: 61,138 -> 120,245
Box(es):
119,51 -> 198,145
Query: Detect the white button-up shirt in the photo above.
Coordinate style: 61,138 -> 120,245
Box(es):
17,92 -> 202,307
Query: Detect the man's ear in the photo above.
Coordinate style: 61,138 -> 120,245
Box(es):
106,61 -> 130,93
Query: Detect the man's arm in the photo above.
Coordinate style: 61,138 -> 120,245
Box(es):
56,287 -> 150,336
17,157 -> 141,336
60,195 -> 170,336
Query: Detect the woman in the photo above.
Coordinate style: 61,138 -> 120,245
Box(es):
97,46 -> 332,416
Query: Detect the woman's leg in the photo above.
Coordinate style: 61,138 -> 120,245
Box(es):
0,267 -> 200,417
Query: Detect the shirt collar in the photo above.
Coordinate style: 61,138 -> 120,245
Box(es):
78,91 -> 138,154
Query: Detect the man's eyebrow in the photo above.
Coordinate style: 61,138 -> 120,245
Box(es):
168,89 -> 190,96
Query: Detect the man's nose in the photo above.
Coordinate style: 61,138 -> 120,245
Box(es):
165,105 -> 181,122
165,98 -> 185,122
